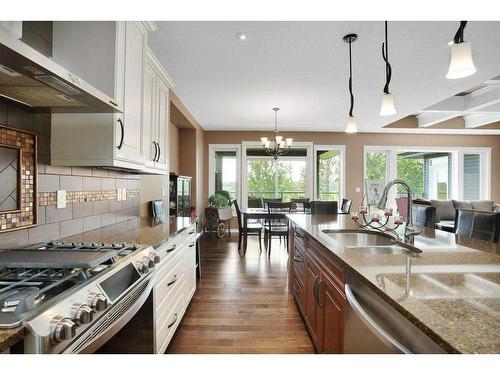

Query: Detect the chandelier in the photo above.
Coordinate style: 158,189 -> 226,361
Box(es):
260,107 -> 293,160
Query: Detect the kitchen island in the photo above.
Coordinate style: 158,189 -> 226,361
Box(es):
287,214 -> 500,354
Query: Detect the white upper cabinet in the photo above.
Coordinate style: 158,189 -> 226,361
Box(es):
142,48 -> 173,173
51,21 -> 173,174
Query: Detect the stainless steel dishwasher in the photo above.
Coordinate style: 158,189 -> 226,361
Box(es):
343,272 -> 446,354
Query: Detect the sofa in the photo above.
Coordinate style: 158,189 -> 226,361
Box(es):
413,199 -> 496,233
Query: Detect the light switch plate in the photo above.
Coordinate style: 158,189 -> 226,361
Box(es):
355,187 -> 361,193
56,190 -> 67,209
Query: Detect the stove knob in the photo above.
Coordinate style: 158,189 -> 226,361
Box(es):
51,315 -> 76,343
143,255 -> 155,269
149,251 -> 160,264
71,303 -> 94,325
138,261 -> 150,273
88,292 -> 108,312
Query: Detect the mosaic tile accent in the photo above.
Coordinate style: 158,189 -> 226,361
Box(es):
0,125 -> 37,232
37,189 -> 140,207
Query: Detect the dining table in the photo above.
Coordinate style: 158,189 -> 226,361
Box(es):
239,207 -> 348,255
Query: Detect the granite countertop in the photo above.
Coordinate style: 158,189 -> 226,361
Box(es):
287,214 -> 500,354
0,326 -> 24,353
62,216 -> 198,249
0,216 -> 197,351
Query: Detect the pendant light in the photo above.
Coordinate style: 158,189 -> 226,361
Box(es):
380,21 -> 396,116
343,33 -> 358,133
446,21 -> 476,79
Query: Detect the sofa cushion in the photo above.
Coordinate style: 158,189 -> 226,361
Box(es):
431,200 -> 455,221
452,200 -> 473,211
470,200 -> 494,212
413,198 -> 431,206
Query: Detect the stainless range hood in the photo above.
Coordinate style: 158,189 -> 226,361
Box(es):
0,28 -> 121,113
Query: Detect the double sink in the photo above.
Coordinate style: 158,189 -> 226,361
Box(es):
321,230 -> 422,255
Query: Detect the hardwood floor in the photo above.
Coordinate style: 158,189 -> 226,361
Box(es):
167,234 -> 315,354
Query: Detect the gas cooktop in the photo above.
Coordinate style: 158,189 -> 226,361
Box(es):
0,241 -> 142,329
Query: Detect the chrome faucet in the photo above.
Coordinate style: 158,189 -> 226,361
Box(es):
377,179 -> 421,243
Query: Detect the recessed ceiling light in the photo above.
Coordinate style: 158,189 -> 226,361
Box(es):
235,32 -> 247,41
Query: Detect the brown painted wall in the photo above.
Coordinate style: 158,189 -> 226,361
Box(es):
169,121 -> 180,174
203,132 -> 500,207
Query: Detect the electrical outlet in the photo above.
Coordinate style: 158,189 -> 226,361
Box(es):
56,190 -> 67,209
122,188 -> 127,201
355,187 -> 361,193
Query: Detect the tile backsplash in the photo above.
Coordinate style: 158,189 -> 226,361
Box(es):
0,101 -> 141,248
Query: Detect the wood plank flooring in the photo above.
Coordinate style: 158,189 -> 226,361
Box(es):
167,235 -> 315,354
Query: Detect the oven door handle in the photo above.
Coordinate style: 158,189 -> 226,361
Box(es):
344,284 -> 411,354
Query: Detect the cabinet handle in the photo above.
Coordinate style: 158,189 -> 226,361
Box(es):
317,280 -> 325,307
189,242 -> 195,247
167,313 -> 178,328
109,99 -> 119,107
152,141 -> 158,161
313,276 -> 319,302
189,230 -> 195,235
117,118 -> 125,150
156,143 -> 161,162
296,231 -> 304,239
167,244 -> 176,253
167,275 -> 178,286
293,255 -> 303,263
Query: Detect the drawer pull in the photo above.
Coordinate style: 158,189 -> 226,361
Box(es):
189,230 -> 195,235
189,243 -> 195,248
296,232 -> 304,239
167,313 -> 178,328
293,255 -> 303,263
167,244 -> 176,253
167,275 -> 178,287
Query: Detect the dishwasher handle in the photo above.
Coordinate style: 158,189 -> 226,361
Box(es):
344,284 -> 412,354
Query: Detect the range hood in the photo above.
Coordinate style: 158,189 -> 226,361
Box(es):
0,28 -> 121,113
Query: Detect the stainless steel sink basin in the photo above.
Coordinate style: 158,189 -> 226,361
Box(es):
321,230 -> 421,254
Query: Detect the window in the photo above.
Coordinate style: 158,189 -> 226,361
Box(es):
396,152 -> 451,200
208,144 -> 241,203
364,147 -> 491,210
242,142 -> 313,208
315,146 -> 345,201
463,153 -> 480,200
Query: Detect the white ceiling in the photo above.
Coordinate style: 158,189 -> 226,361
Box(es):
149,21 -> 500,133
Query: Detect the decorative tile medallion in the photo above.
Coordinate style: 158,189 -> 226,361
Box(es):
0,125 -> 37,233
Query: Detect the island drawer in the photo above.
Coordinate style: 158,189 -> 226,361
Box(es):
292,274 -> 305,314
293,245 -> 305,282
154,251 -> 185,310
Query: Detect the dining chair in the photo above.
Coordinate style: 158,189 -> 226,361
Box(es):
263,198 -> 282,209
340,198 -> 353,214
248,197 -> 263,208
265,202 -> 292,256
454,208 -> 500,242
310,201 -> 338,215
234,200 -> 263,252
291,198 -> 310,213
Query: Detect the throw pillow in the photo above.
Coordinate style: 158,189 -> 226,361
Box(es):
430,200 -> 455,221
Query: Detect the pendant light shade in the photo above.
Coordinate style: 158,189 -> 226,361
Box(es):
380,21 -> 396,116
343,33 -> 358,133
345,116 -> 357,133
380,93 -> 396,116
446,21 -> 476,79
447,41 -> 476,79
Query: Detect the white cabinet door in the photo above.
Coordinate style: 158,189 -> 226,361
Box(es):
155,77 -> 169,170
185,240 -> 197,301
142,61 -> 156,168
115,22 -> 145,165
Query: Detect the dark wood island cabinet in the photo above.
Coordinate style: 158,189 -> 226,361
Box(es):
290,224 -> 346,353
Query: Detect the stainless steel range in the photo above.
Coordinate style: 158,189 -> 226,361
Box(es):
0,241 -> 158,353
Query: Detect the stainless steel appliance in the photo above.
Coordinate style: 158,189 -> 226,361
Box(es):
343,271 -> 445,354
0,27 -> 120,113
0,241 -> 159,353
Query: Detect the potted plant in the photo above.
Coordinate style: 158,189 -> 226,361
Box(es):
208,191 -> 233,221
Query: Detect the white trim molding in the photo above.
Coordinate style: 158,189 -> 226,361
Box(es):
208,144 -> 242,205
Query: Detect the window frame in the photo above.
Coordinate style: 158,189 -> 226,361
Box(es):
313,145 -> 346,202
208,144 -> 242,205
363,145 -> 491,205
